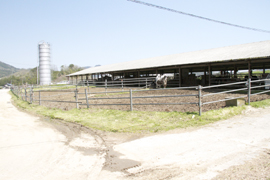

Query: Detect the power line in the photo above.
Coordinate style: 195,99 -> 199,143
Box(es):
127,0 -> 270,34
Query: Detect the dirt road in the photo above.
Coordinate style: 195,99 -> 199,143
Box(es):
0,89 -> 106,179
1,89 -> 270,179
111,107 -> 270,179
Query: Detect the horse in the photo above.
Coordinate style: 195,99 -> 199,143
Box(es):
156,74 -> 167,89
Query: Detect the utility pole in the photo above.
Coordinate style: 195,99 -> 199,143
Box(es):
37,44 -> 39,85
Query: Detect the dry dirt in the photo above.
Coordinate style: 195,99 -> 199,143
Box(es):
3,89 -> 270,179
34,87 -> 270,113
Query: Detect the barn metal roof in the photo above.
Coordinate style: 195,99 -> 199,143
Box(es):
67,40 -> 270,76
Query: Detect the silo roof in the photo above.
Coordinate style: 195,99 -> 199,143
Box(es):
67,40 -> 270,76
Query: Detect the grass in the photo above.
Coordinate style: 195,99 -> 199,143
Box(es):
250,99 -> 270,108
10,91 -> 270,133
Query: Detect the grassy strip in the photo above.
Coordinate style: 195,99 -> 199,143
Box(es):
250,99 -> 270,108
10,91 -> 270,133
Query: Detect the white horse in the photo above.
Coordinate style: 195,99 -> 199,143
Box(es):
156,74 -> 167,89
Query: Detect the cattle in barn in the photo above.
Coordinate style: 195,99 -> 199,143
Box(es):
156,74 -> 167,88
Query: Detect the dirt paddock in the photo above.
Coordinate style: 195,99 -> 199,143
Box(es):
33,87 -> 270,113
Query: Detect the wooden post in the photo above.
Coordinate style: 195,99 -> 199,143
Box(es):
85,89 -> 89,109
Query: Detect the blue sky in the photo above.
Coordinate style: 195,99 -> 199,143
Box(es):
1,0 -> 270,69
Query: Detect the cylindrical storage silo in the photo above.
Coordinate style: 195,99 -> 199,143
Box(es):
39,42 -> 51,85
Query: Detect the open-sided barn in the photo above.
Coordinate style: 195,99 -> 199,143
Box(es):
67,40 -> 270,87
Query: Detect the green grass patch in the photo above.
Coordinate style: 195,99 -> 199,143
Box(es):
10,91 -> 270,133
250,99 -> 270,108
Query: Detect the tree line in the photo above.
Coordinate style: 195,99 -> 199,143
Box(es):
0,64 -> 82,86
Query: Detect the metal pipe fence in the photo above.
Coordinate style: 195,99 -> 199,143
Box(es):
78,77 -> 156,91
10,78 -> 270,116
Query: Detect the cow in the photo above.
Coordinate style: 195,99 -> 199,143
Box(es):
156,74 -> 167,89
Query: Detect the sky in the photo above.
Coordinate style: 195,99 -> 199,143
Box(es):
1,0 -> 270,70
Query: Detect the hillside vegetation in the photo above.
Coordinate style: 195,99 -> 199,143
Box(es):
0,64 -> 83,86
0,61 -> 20,78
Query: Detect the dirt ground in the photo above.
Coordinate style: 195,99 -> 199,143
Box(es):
3,89 -> 270,179
34,87 -> 270,113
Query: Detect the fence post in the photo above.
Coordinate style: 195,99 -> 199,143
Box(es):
248,78 -> 251,105
121,80 -> 123,91
30,87 -> 33,104
75,89 -> 79,109
146,79 -> 148,88
39,91 -> 41,105
85,89 -> 89,108
198,85 -> 202,116
25,88 -> 27,102
130,89 -> 133,111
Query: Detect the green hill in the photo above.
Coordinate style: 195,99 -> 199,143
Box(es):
0,63 -> 83,86
0,61 -> 20,78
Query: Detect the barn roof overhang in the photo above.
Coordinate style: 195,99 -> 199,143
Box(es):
67,40 -> 270,77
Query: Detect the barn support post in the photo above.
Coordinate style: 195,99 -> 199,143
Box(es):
198,85 -> 202,116
105,79 -> 107,94
130,89 -> 133,111
138,71 -> 140,87
248,78 -> 251,105
178,67 -> 182,87
204,67 -> 207,86
208,65 -> 211,86
248,61 -> 251,79
234,65 -> 238,78
85,89 -> 89,109
86,75 -> 88,85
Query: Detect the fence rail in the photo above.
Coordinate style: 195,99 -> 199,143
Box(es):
10,78 -> 270,116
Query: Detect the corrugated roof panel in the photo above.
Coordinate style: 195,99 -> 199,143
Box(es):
68,40 -> 270,76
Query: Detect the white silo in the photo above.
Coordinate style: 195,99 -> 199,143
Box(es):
39,42 -> 51,85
